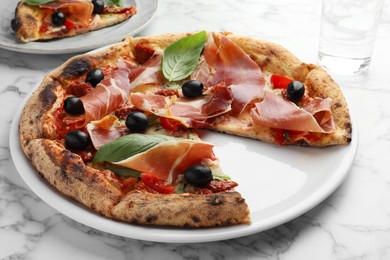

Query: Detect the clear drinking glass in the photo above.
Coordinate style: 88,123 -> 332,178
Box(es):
318,0 -> 385,75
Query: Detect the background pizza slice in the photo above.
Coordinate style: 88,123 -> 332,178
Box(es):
12,0 -> 137,42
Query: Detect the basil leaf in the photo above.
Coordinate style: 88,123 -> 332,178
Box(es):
104,0 -> 123,7
93,134 -> 178,163
162,31 -> 207,82
104,164 -> 141,177
23,0 -> 54,5
212,169 -> 231,180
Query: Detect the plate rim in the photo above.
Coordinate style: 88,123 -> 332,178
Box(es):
0,0 -> 159,54
9,69 -> 358,244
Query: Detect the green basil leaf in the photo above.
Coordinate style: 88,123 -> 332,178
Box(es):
93,134 -> 178,163
212,169 -> 231,180
23,0 -> 54,5
104,0 -> 123,7
162,31 -> 207,82
104,164 -> 141,177
175,181 -> 187,194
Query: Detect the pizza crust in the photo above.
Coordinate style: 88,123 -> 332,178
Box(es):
19,76 -> 64,156
113,191 -> 250,227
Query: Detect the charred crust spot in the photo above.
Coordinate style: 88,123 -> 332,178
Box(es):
234,197 -> 246,204
207,195 -> 224,206
26,14 -> 36,24
29,119 -> 34,125
90,203 -> 96,210
344,122 -> 352,135
333,102 -> 342,108
146,214 -> 158,223
191,216 -> 200,223
70,161 -> 84,174
63,58 -> 92,78
130,218 -> 139,224
39,82 -> 57,109
266,48 -> 277,57
60,168 -> 69,181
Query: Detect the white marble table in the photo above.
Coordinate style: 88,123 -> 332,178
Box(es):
1,0 -> 390,259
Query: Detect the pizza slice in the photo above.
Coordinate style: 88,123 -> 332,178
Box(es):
120,32 -> 351,147
11,0 -> 137,42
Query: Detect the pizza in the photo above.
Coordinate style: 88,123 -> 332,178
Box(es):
18,31 -> 352,228
11,0 -> 137,42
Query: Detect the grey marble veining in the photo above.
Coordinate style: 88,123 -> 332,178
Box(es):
1,0 -> 390,259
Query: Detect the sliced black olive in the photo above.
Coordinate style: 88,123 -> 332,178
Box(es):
11,18 -> 21,31
184,164 -> 213,187
85,68 -> 104,87
286,81 -> 305,102
51,11 -> 65,26
65,130 -> 89,150
125,111 -> 149,132
64,96 -> 84,115
92,0 -> 105,14
182,80 -> 204,98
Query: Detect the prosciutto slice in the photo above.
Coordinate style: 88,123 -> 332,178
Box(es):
114,140 -> 216,183
250,91 -> 335,133
122,54 -> 164,88
86,115 -> 129,149
40,0 -> 93,25
130,82 -> 233,127
77,65 -> 131,128
192,35 -> 264,115
87,124 -> 129,150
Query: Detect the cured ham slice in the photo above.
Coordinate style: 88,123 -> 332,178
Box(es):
250,91 -> 335,133
87,124 -> 129,150
123,54 -> 164,88
86,115 -> 129,149
114,140 -> 216,183
40,0 -> 93,26
130,82 -> 233,127
77,66 -> 131,128
193,35 -> 264,115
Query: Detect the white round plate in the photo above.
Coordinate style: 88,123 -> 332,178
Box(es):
10,88 -> 358,243
0,0 -> 158,54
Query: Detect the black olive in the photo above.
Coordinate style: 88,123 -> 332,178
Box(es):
184,164 -> 213,187
64,96 -> 84,115
86,68 -> 104,87
182,80 -> 204,98
51,11 -> 66,26
11,18 -> 21,31
65,130 -> 89,150
92,0 -> 105,14
286,81 -> 305,102
125,111 -> 149,132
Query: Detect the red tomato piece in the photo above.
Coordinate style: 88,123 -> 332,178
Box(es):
273,128 -> 287,145
159,117 -> 184,131
270,75 -> 293,89
140,173 -> 175,194
207,180 -> 238,193
64,19 -> 74,30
